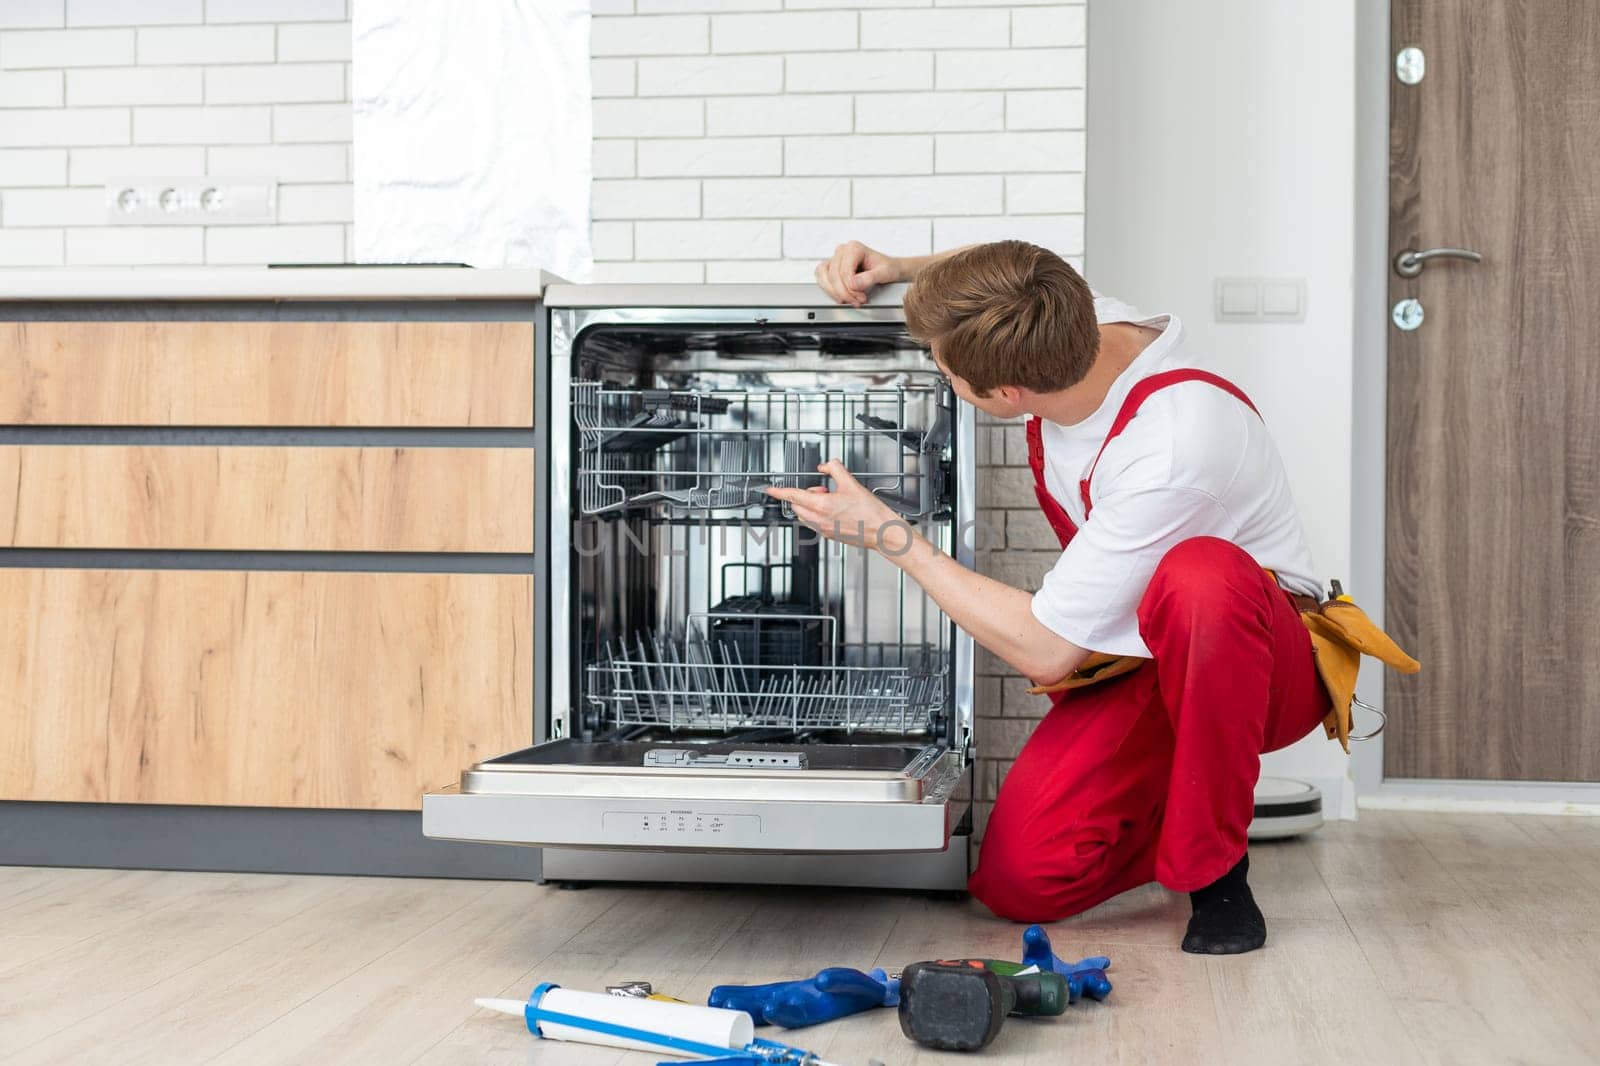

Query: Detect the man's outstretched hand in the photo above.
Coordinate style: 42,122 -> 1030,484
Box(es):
764,459 -> 912,553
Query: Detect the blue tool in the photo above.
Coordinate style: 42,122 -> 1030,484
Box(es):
710,967 -> 899,1029
1020,924 -> 1114,1001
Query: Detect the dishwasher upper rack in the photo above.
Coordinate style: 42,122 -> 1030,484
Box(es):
572,380 -> 952,518
585,630 -> 948,735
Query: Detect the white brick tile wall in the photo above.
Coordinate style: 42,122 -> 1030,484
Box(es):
592,138 -> 636,178
66,223 -> 200,263
1006,171 -> 1082,214
1006,87 -> 1083,130
592,177 -> 700,220
590,58 -> 635,97
638,137 -> 782,177
66,65 -> 201,105
785,133 -> 931,175
204,0 -> 343,24
701,175 -> 849,217
0,224 -> 62,262
204,221 -> 341,263
592,15 -> 708,58
271,101 -> 348,143
206,143 -> 345,181
204,63 -> 343,105
637,55 -> 781,96
0,4 -> 351,264
68,144 -> 203,183
274,181 -> 348,223
135,25 -> 272,65
276,22 -> 347,62
594,97 -> 704,137
936,46 -> 1083,89
934,129 -> 1083,172
784,50 -> 931,93
68,0 -> 200,27
706,94 -> 853,136
589,4 -> 1088,814
0,2 -> 64,31
0,106 -> 125,145
860,10 -> 1010,49
3,2 -> 1086,812
635,218 -> 781,259
0,27 -> 133,67
0,183 -> 98,224
711,12 -> 857,53
133,104 -> 268,144
854,90 -> 1003,132
852,174 -> 1001,216
0,145 -> 66,183
0,67 -> 61,105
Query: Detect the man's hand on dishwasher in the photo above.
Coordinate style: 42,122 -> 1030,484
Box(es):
764,459 -> 912,553
815,240 -> 902,307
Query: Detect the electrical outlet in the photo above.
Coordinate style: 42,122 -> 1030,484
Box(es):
104,177 -> 276,226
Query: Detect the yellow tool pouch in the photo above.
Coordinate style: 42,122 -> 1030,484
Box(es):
1022,581 -> 1421,754
1026,652 -> 1146,696
1298,595 -> 1420,752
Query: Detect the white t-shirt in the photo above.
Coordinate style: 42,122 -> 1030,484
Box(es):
1029,296 -> 1321,658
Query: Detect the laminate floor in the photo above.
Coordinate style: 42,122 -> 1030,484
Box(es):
2,811 -> 1597,1066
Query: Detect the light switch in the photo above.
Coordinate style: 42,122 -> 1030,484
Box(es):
1262,280 -> 1303,316
1216,278 -> 1259,318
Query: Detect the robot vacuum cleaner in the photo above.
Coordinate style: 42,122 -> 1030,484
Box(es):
1247,777 -> 1324,839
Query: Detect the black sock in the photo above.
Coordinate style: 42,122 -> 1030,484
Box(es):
1181,853 -> 1267,955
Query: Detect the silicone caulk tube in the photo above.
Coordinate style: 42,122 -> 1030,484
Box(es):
477,985 -> 756,1057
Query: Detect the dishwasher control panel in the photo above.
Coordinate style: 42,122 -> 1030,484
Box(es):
602,809 -> 762,845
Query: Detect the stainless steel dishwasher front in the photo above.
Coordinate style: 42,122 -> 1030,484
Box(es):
423,285 -> 976,885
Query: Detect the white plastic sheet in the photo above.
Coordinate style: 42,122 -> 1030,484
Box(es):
353,0 -> 592,279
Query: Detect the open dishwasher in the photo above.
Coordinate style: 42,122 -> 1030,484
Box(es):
423,285 -> 976,890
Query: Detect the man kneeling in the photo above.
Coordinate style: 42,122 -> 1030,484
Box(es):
772,240 -> 1333,954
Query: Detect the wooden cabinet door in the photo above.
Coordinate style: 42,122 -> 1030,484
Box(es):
0,569 -> 532,810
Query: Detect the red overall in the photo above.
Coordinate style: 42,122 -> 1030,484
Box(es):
967,370 -> 1331,922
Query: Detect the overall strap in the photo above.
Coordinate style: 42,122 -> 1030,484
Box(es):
1078,369 -> 1260,516
1026,415 -> 1079,549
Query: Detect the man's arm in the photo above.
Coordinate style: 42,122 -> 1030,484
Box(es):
890,529 -> 1091,685
764,461 -> 1090,685
815,241 -> 975,307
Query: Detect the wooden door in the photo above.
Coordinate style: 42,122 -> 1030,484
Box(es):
1387,1 -> 1600,780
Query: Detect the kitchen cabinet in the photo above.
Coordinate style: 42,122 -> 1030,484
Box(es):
0,568 -> 532,810
0,271 -> 545,829
0,320 -> 533,427
0,445 -> 533,553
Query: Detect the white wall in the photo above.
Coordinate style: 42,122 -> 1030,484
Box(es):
1087,0 -> 1359,813
585,1 -> 1087,284
0,0 -> 351,267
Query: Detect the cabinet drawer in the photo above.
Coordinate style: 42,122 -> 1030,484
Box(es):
0,446 -> 533,553
0,321 -> 534,427
0,568 -> 532,810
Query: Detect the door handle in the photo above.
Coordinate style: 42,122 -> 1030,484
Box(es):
1393,246 -> 1484,278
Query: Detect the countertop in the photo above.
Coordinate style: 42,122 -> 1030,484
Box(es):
0,266 -> 555,302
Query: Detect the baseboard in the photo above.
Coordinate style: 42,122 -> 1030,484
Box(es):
1357,778 -> 1600,816
0,801 -> 541,879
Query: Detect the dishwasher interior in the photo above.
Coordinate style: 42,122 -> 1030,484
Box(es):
424,295 -> 975,879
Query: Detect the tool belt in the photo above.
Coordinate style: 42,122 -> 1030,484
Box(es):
1026,582 -> 1420,753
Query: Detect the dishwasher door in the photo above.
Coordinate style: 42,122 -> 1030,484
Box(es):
422,738 -> 965,854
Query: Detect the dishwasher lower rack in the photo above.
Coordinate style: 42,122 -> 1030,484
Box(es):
584,631 -> 948,735
572,379 -> 952,518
